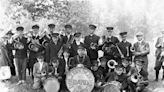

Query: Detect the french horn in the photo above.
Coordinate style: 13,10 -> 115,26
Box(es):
28,43 -> 40,52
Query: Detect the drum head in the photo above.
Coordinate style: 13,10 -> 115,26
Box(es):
66,67 -> 95,92
103,84 -> 120,92
43,77 -> 60,92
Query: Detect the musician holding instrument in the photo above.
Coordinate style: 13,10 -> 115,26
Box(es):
28,25 -> 44,79
70,32 -> 84,57
5,31 -> 16,76
104,64 -> 128,92
69,45 -> 91,69
154,30 -> 164,81
132,32 -> 150,72
128,59 -> 149,92
32,53 -> 48,89
45,33 -> 63,63
117,32 -> 132,64
13,26 -> 29,85
84,24 -> 100,65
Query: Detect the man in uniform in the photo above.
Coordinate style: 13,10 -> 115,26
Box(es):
5,31 -> 16,76
70,32 -> 84,57
154,30 -> 164,81
63,24 -> 74,45
84,24 -> 100,66
132,32 -> 150,72
13,26 -> 28,85
45,33 -> 63,63
28,25 -> 45,79
105,27 -> 119,45
117,32 -> 132,64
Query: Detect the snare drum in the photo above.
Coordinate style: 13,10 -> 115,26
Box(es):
66,67 -> 95,92
43,77 -> 60,92
102,81 -> 121,92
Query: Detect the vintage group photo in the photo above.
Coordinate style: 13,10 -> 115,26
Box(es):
0,0 -> 164,92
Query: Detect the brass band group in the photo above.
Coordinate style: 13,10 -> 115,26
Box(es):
0,23 -> 163,92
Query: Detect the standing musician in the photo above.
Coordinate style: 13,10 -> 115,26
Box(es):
62,24 -> 74,45
5,31 -> 16,76
12,26 -> 28,85
28,25 -> 45,79
105,27 -> 119,45
40,24 -> 56,44
69,45 -> 91,69
117,32 -> 132,64
70,32 -> 84,57
101,27 -> 120,61
154,30 -> 164,81
132,32 -> 150,72
84,24 -> 100,65
128,59 -> 149,92
45,33 -> 63,63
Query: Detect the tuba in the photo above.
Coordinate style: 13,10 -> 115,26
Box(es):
107,60 -> 118,69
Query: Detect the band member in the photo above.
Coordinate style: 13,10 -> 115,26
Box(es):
45,33 -> 62,63
102,37 -> 119,61
32,53 -> 48,89
97,57 -> 109,83
70,32 -> 84,57
58,49 -> 71,91
5,31 -> 16,76
27,25 -> 45,79
105,27 -> 119,45
132,32 -> 150,72
84,24 -> 100,65
122,57 -> 132,76
105,64 -> 128,91
154,30 -> 164,81
128,59 -> 149,92
13,26 -> 28,85
63,24 -> 74,44
117,32 -> 132,63
69,45 -> 91,69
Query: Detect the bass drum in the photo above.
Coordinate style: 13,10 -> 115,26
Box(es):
102,81 -> 121,92
43,77 -> 60,92
66,67 -> 95,92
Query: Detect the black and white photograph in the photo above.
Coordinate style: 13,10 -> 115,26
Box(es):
0,0 -> 163,92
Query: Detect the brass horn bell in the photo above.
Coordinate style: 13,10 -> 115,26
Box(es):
107,60 -> 118,69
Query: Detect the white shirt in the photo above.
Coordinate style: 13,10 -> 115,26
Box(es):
39,62 -> 44,71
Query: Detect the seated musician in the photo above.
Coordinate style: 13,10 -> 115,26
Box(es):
105,64 -> 128,91
32,53 -> 48,89
122,57 -> 132,76
128,59 -> 149,92
69,45 -> 91,69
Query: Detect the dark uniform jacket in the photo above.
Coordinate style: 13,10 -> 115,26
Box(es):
45,40 -> 62,63
117,41 -> 132,60
69,55 -> 91,69
105,72 -> 128,90
106,36 -> 119,46
84,34 -> 100,61
13,36 -> 28,59
70,40 -> 84,57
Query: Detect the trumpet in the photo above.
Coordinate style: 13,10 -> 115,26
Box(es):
107,60 -> 118,69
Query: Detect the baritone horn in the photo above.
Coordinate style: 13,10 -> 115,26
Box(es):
28,43 -> 40,52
